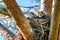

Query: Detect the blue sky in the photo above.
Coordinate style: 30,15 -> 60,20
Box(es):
16,0 -> 40,6
0,36 -> 4,40
16,0 -> 40,12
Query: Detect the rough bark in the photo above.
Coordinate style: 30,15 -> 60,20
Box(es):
3,0 -> 36,40
49,0 -> 60,40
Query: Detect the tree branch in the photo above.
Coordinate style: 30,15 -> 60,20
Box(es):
0,11 -> 11,17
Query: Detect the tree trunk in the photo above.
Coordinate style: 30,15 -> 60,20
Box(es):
40,0 -> 53,16
3,0 -> 36,40
49,0 -> 60,40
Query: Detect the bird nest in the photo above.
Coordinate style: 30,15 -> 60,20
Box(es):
29,18 -> 50,40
